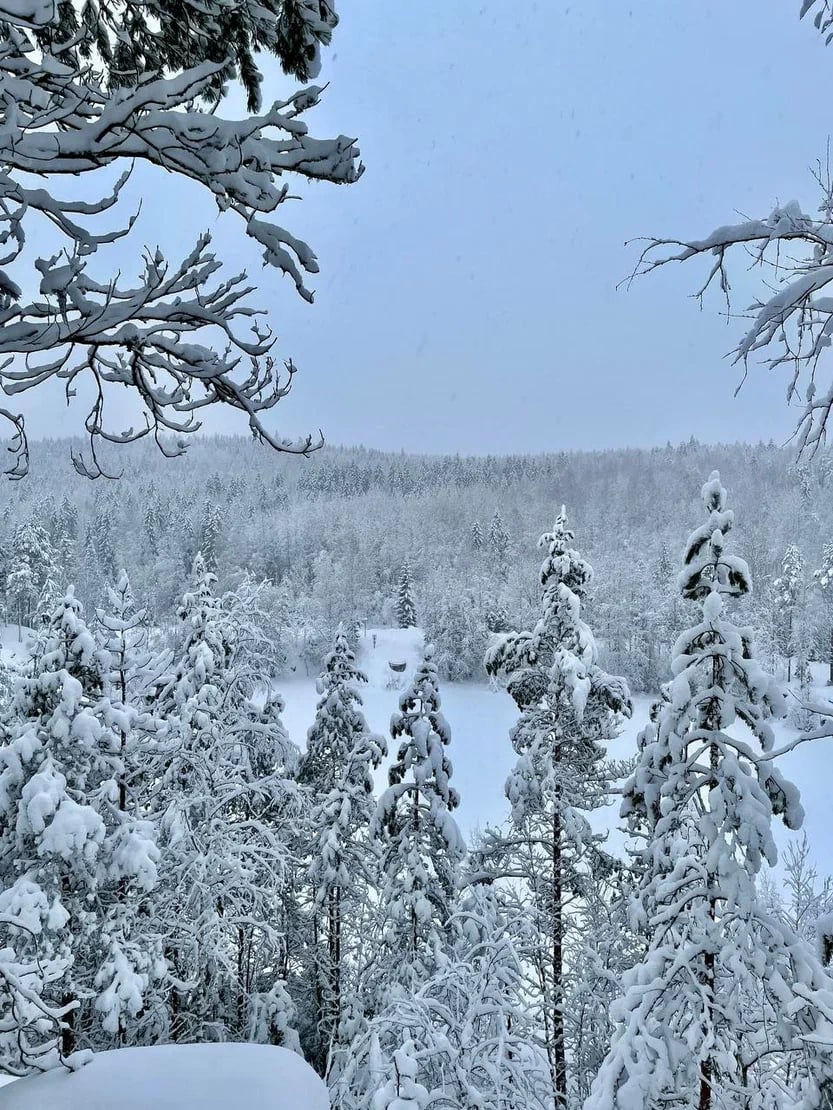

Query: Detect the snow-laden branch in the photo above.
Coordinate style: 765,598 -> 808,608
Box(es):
628,178 -> 833,455
0,8 -> 362,476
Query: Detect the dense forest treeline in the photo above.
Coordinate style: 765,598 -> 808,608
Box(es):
2,436 -> 832,693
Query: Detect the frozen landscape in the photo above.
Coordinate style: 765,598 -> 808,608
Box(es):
2,0 -> 833,1107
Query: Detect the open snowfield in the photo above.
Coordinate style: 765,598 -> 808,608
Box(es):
281,629 -> 833,875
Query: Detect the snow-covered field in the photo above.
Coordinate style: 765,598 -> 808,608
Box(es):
281,629 -> 833,873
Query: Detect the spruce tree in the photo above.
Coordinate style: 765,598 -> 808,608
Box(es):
396,561 -> 417,629
815,542 -> 833,685
588,472 -> 833,1110
300,627 -> 386,1075
93,571 -> 168,1045
372,647 -> 464,982
773,543 -> 805,682
484,507 -> 631,1109
488,510 -> 510,565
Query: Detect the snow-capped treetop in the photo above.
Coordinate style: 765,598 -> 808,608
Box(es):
302,624 -> 382,792
486,507 -> 629,720
389,646 -> 458,811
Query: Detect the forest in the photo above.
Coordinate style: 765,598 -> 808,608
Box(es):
2,0 -> 833,1107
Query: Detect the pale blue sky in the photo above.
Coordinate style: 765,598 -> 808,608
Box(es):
19,1 -> 833,454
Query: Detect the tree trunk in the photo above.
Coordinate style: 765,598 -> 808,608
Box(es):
551,805 -> 568,1109
698,739 -> 719,1110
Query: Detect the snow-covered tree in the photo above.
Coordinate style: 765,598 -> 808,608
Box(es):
395,562 -> 417,630
0,590 -> 159,1062
371,1041 -> 428,1110
470,520 -> 484,551
814,542 -> 833,685
336,891 -> 550,1110
488,510 -> 511,565
152,556 -> 301,1044
93,571 -> 170,1045
774,543 -> 806,681
588,472 -> 833,1110
300,627 -> 386,1074
372,646 -> 465,983
0,0 -> 361,478
5,521 -> 59,632
484,507 -> 631,1109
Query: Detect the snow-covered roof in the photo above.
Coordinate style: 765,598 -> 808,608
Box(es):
0,1043 -> 329,1110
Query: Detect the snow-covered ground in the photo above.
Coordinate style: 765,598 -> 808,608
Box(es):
0,624 -> 32,668
280,629 -> 833,873
0,1044 -> 328,1109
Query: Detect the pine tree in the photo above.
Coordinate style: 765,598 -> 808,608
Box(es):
588,472 -> 833,1110
395,561 -> 417,629
372,647 -> 465,983
300,627 -> 386,1075
470,520 -> 484,551
483,507 -> 631,1109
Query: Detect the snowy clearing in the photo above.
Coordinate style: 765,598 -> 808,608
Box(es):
280,629 -> 833,870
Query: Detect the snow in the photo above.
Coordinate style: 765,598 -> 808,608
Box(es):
0,625 -> 33,668
0,1044 -> 328,1110
281,631 -> 833,868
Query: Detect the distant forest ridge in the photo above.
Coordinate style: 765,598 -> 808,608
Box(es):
1,436 -> 830,694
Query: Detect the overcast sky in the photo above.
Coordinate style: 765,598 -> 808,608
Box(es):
19,1 -> 833,455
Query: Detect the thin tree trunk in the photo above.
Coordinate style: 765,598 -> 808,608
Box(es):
698,738 -> 719,1110
551,804 -> 567,1109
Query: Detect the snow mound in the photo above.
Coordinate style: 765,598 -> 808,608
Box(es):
0,1044 -> 329,1110
356,626 -> 425,688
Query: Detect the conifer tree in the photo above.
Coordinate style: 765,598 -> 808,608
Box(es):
470,520 -> 484,551
198,501 -> 223,574
488,510 -> 511,565
588,472 -> 833,1110
396,561 -> 417,629
815,542 -> 833,685
774,543 -> 806,681
372,647 -> 465,983
484,507 -> 631,1109
0,591 -> 159,1061
300,627 -> 386,1074
93,571 -> 168,1045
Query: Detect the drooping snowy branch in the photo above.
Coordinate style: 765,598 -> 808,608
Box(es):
629,180 -> 833,455
0,4 -> 361,477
